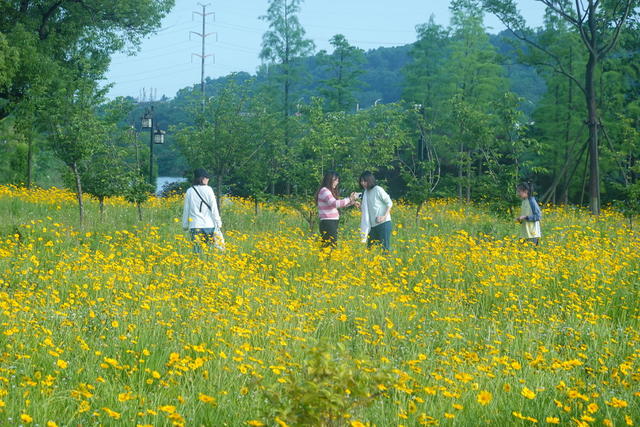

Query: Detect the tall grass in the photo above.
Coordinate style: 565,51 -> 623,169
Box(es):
0,185 -> 638,426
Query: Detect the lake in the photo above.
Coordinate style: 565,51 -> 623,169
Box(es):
156,176 -> 187,194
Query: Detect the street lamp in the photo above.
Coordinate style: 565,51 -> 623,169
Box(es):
140,106 -> 165,186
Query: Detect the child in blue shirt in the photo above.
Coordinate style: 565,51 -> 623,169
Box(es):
516,182 -> 541,245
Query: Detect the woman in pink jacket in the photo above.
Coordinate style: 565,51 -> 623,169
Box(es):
315,171 -> 357,248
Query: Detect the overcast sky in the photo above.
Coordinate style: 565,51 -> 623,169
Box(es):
104,0 -> 546,100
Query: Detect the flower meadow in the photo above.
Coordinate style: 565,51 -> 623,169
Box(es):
0,185 -> 639,426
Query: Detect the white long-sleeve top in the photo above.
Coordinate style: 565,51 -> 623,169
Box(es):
182,185 -> 222,230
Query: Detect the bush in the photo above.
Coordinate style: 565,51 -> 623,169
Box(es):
258,340 -> 396,426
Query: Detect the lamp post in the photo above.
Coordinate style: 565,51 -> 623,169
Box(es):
140,106 -> 165,186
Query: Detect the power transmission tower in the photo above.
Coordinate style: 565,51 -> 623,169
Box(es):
191,3 -> 216,111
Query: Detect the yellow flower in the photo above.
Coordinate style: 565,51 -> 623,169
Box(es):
56,359 -> 68,369
198,393 -> 216,405
247,421 -> 265,427
477,390 -> 492,406
118,392 -> 135,402
159,405 -> 176,414
78,400 -> 90,413
606,397 -> 628,408
102,407 -> 121,419
276,417 -> 290,427
587,403 -> 598,413
521,387 -> 536,399
20,414 -> 33,423
545,417 -> 560,424
47,422 -> 58,427
350,422 -> 367,427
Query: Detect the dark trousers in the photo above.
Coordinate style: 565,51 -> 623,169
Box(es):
368,221 -> 392,252
319,219 -> 339,248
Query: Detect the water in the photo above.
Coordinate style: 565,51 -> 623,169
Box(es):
156,176 -> 187,194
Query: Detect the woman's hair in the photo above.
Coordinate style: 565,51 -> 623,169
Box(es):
359,171 -> 377,190
193,175 -> 207,185
517,182 -> 533,197
193,168 -> 210,185
315,171 -> 340,202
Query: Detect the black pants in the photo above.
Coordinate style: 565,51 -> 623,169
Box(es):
319,219 -> 339,248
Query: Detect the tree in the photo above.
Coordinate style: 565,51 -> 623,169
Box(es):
482,0 -> 639,214
0,0 -> 174,119
81,97 -> 137,218
444,0 -> 507,201
46,76 -> 107,226
259,0 -> 315,193
398,105 -> 441,221
174,79 -> 277,207
400,17 -> 450,217
318,34 -> 365,112
403,16 -> 450,112
522,12 -> 586,204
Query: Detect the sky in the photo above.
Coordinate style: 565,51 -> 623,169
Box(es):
104,0 -> 546,100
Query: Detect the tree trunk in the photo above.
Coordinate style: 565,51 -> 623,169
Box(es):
458,142 -> 464,201
561,46 -> 574,205
99,197 -> 105,220
466,151 -> 471,203
585,52 -> 600,215
26,134 -> 33,189
71,161 -> 84,227
136,202 -> 143,221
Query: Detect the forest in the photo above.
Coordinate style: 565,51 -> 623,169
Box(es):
1,0 -> 639,219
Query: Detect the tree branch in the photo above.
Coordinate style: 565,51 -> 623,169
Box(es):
490,14 -> 587,94
598,0 -> 633,57
537,0 -> 580,26
39,0 -> 65,40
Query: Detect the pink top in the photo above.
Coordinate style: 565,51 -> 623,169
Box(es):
317,187 -> 351,220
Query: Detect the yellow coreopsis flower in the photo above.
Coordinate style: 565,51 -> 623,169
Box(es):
521,387 -> 536,399
20,414 -> 33,423
606,397 -> 628,408
198,393 -> 216,405
477,390 -> 492,406
102,407 -> 121,419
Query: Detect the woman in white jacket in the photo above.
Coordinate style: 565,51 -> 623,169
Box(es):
358,171 -> 393,252
182,168 -> 223,252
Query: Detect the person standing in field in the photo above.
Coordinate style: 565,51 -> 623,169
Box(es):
516,182 -> 542,245
316,171 -> 358,248
182,168 -> 223,252
358,171 -> 393,252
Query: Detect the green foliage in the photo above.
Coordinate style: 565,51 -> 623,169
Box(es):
259,0 -> 315,115
0,0 -> 174,119
317,34 -> 366,112
173,78 -> 278,198
259,340 -> 395,426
